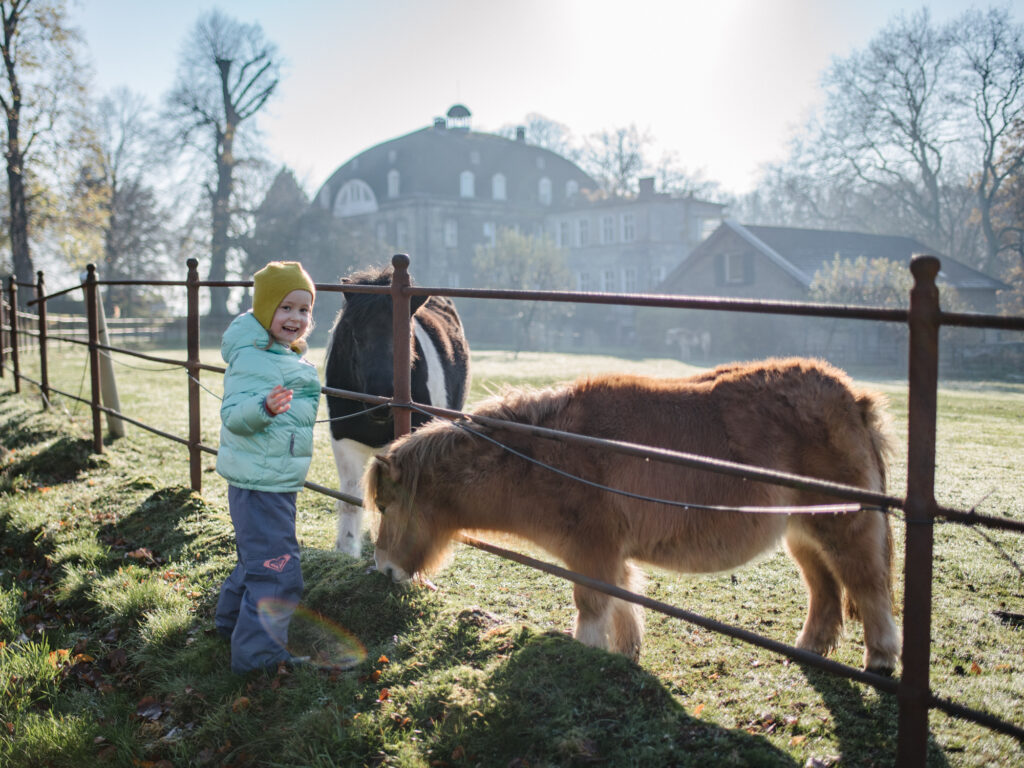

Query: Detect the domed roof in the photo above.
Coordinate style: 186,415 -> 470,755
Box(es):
446,103 -> 471,119
314,114 -> 597,214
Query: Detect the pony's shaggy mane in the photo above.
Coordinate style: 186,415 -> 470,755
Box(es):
386,382 -> 575,514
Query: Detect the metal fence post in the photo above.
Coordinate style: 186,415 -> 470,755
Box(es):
8,276 -> 19,394
897,254 -> 941,766
186,258 -> 202,492
36,271 -> 49,408
391,253 -> 412,440
84,265 -> 103,453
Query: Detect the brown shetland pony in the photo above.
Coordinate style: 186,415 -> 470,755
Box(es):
365,358 -> 900,674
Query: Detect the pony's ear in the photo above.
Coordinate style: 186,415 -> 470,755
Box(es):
373,454 -> 400,483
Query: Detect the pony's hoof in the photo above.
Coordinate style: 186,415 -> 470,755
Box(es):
865,660 -> 897,677
334,535 -> 362,558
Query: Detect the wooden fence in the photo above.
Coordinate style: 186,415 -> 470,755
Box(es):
3,255 -> 1024,766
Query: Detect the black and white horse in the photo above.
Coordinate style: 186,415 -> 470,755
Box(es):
324,265 -> 470,557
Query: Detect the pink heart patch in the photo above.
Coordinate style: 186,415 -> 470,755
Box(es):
263,554 -> 291,572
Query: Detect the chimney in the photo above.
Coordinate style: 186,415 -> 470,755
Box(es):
433,116 -> 446,130
515,126 -> 526,142
638,176 -> 655,198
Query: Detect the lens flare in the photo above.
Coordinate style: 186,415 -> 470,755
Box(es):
257,598 -> 367,669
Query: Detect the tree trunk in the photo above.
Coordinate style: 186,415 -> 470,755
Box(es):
6,118 -> 31,307
208,132 -> 234,317
207,57 -> 237,318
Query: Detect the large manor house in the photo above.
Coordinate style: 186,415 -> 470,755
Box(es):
310,104 -> 725,294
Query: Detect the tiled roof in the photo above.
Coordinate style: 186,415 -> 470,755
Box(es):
731,222 -> 1003,290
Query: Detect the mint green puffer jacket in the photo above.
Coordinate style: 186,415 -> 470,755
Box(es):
215,312 -> 322,492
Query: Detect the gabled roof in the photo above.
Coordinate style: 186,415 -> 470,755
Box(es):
664,221 -> 1005,292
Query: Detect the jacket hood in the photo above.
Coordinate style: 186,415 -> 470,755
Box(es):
221,311 -> 287,364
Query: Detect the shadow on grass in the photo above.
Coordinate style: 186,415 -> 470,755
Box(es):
100,486 -> 235,564
800,666 -> 950,767
0,436 -> 100,490
409,623 -> 797,767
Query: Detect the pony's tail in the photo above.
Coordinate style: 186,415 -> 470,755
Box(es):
844,389 -> 897,622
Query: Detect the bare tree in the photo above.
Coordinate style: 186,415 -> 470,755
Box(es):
818,9 -> 954,247
951,6 -> 1024,273
581,124 -> 652,197
0,0 -> 83,298
89,89 -> 175,314
165,9 -> 280,317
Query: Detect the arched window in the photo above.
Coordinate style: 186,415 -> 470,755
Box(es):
460,170 -> 475,198
538,177 -> 552,206
333,179 -> 378,217
387,169 -> 400,198
492,173 -> 507,201
566,180 -> 579,198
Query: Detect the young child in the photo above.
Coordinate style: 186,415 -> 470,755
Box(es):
214,261 -> 320,673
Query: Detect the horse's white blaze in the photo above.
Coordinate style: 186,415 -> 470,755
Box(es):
414,318 -> 448,408
331,437 -> 376,557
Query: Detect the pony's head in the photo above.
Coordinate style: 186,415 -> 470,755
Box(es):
363,449 -> 454,583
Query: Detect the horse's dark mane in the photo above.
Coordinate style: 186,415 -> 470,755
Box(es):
344,264 -> 395,287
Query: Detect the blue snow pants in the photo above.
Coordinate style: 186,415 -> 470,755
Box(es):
215,486 -> 304,673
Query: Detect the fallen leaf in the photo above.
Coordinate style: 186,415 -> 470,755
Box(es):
970,662 -> 983,675
231,696 -> 251,712
693,703 -> 705,717
378,688 -> 391,702
789,734 -> 807,746
378,654 -> 390,664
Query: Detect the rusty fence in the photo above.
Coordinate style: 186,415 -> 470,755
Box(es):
3,254 -> 1024,766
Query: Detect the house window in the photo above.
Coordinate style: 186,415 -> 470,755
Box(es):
387,169 -> 400,198
566,180 -> 579,198
539,177 -> 552,206
376,222 -> 387,244
447,272 -> 461,288
388,150 -> 397,163
650,266 -> 665,288
460,170 -> 475,198
577,219 -> 589,247
700,217 -> 719,240
578,272 -> 592,291
470,150 -> 481,165
603,270 -> 617,292
601,215 -> 615,244
444,219 -> 458,248
621,213 -> 635,242
492,173 -> 507,200
720,252 -> 752,285
333,179 -> 378,217
558,220 -> 570,248
396,220 -> 408,250
623,268 -> 637,292
483,221 -> 496,247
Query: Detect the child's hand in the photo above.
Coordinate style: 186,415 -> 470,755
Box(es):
264,385 -> 293,416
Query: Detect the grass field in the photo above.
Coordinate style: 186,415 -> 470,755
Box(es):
0,343 -> 1022,767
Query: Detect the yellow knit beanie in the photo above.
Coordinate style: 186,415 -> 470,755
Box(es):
252,261 -> 315,330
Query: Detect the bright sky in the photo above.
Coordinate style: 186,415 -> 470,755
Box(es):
70,0 -> 1022,196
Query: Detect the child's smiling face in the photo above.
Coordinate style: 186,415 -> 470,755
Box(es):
268,289 -> 313,346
